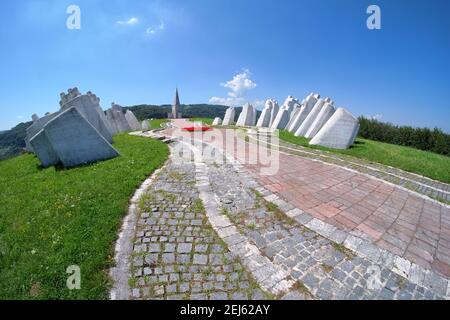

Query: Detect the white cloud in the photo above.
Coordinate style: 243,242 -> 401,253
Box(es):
209,69 -> 259,107
146,22 -> 165,35
221,69 -> 256,96
117,17 -> 139,25
368,114 -> 383,120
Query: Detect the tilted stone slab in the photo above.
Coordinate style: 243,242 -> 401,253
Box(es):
236,103 -> 256,127
61,93 -> 114,143
25,112 -> 61,152
106,104 -> 132,133
270,108 -> 291,129
256,100 -> 273,127
271,96 -> 298,129
286,93 -> 319,133
141,120 -> 150,130
29,129 -> 59,167
222,107 -> 236,126
125,110 -> 142,131
268,100 -> 279,127
304,103 -> 336,138
212,117 -> 222,126
295,98 -> 327,137
285,103 -> 303,129
309,107 -> 359,149
41,107 -> 119,168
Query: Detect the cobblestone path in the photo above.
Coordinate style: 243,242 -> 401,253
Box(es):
114,127 -> 450,300
127,158 -> 272,300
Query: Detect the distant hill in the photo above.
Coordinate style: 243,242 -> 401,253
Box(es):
0,121 -> 32,160
123,104 -> 241,121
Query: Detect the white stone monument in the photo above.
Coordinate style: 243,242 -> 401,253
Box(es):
212,117 -> 222,126
304,103 -> 336,138
236,103 -> 256,127
287,93 -> 319,133
222,107 -> 236,126
30,107 -> 120,168
268,99 -> 279,127
125,110 -> 142,131
309,108 -> 359,149
256,100 -> 273,127
141,120 -> 150,130
295,98 -> 327,137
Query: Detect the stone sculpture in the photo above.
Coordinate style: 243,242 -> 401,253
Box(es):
285,102 -> 303,130
287,93 -> 319,133
222,107 -> 236,126
26,88 -> 124,168
271,96 -> 298,130
30,107 -> 119,168
295,98 -> 327,137
59,89 -> 114,143
105,103 -> 132,134
304,103 -> 336,138
268,100 -> 279,127
309,108 -> 359,149
256,100 -> 273,127
125,110 -> 142,131
142,120 -> 150,130
212,117 -> 222,126
236,103 -> 256,127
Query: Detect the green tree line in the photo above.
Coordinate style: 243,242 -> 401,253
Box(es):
358,116 -> 450,156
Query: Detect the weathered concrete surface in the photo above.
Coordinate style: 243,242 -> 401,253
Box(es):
256,100 -> 273,127
287,93 -> 319,133
25,112 -> 61,152
309,108 -> 359,149
222,107 -> 236,126
285,104 -> 303,130
141,120 -> 150,130
271,96 -> 298,129
268,100 -> 279,127
295,98 -> 327,137
236,103 -> 256,127
212,117 -> 222,126
106,104 -> 132,133
61,91 -> 114,143
125,110 -> 142,131
40,107 -> 119,168
305,103 -> 336,139
29,129 -> 59,167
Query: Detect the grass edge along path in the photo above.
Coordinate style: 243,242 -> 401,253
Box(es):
278,130 -> 450,184
0,133 -> 169,299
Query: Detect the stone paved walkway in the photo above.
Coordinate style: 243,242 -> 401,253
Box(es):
162,120 -> 450,281
127,158 -> 274,300
247,130 -> 450,204
112,130 -> 450,300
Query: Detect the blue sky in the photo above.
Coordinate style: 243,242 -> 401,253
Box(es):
0,0 -> 449,132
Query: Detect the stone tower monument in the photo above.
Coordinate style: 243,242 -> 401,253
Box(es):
169,88 -> 182,119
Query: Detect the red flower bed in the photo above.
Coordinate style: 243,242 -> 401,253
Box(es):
182,126 -> 212,132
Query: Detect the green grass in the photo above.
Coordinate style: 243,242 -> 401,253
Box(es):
148,119 -> 169,129
279,130 -> 450,183
189,117 -> 213,125
0,134 -> 169,299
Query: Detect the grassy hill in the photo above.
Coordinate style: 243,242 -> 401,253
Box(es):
0,121 -> 32,161
0,134 -> 168,299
